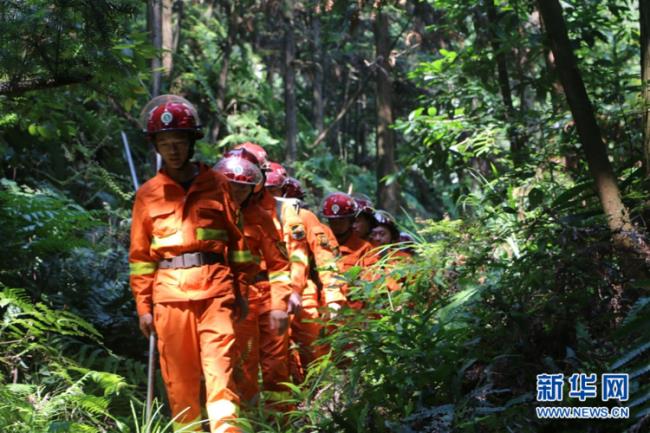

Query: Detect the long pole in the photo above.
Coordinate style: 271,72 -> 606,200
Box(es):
121,131 -> 140,190
145,332 -> 156,431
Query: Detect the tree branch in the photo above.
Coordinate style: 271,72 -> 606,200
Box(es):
0,74 -> 92,96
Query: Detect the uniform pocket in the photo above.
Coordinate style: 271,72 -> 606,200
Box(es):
195,199 -> 225,225
149,205 -> 177,238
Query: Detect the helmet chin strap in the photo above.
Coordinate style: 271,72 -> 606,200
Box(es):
241,189 -> 254,208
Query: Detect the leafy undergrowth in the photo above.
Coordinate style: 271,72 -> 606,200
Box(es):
283,178 -> 650,433
1,175 -> 649,433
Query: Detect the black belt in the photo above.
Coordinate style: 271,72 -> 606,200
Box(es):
159,252 -> 225,269
253,271 -> 269,284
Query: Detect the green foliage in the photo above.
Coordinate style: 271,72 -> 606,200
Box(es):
0,1 -> 648,432
0,286 -> 135,433
0,0 -> 139,84
294,153 -> 376,209
283,163 -> 648,431
0,179 -> 138,355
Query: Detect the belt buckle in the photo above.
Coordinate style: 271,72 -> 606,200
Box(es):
189,252 -> 202,268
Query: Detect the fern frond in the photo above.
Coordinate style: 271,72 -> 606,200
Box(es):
611,342 -> 650,370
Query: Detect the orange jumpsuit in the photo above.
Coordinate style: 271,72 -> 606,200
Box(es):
129,163 -> 250,433
258,193 -> 346,383
288,207 -> 346,382
370,249 -> 413,293
335,232 -> 377,309
234,202 -> 292,405
337,232 -> 375,272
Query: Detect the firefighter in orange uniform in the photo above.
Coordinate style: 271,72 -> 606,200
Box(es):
320,192 -> 378,308
320,192 -> 376,272
213,151 -> 293,408
281,178 -> 347,382
129,95 -> 248,433
369,210 -> 412,292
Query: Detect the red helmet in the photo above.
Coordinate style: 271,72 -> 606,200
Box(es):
283,177 -> 305,199
269,162 -> 287,178
213,157 -> 263,186
265,161 -> 286,188
352,193 -> 374,216
320,192 -> 357,219
141,95 -> 203,139
233,142 -> 269,171
223,147 -> 261,167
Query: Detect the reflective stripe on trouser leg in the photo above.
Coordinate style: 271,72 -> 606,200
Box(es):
197,296 -> 241,433
233,292 -> 261,404
207,400 -> 239,433
258,310 -> 290,404
154,302 -> 203,430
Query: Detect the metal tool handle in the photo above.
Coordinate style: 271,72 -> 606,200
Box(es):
145,332 -> 156,432
120,130 -> 140,191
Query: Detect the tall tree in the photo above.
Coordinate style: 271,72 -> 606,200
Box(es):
374,8 -> 400,214
642,0 -> 650,176
209,1 -> 238,143
485,0 -> 522,161
537,0 -> 648,259
312,7 -> 325,134
284,7 -> 297,169
162,0 -> 174,76
148,0 -> 163,97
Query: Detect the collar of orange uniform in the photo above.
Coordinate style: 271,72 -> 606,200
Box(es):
339,232 -> 369,255
155,162 -> 215,192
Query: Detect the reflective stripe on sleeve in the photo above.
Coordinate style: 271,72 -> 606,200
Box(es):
289,250 -> 309,265
129,261 -> 158,276
229,250 -> 254,263
196,227 -> 228,241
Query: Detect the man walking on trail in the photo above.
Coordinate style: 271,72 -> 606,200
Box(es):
214,151 -> 293,409
320,192 -> 376,308
280,179 -> 347,383
321,192 -> 375,272
128,95 -> 248,433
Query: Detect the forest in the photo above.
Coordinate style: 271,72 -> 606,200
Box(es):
1,0 -> 649,432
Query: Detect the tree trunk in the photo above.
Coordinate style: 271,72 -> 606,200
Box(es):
284,12 -> 297,170
485,0 -> 523,161
172,0 -> 183,55
148,0 -> 163,171
148,0 -> 163,97
642,0 -> 650,176
312,9 -> 324,134
537,0 -> 648,259
209,1 -> 237,144
162,0 -> 174,76
374,10 -> 400,215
